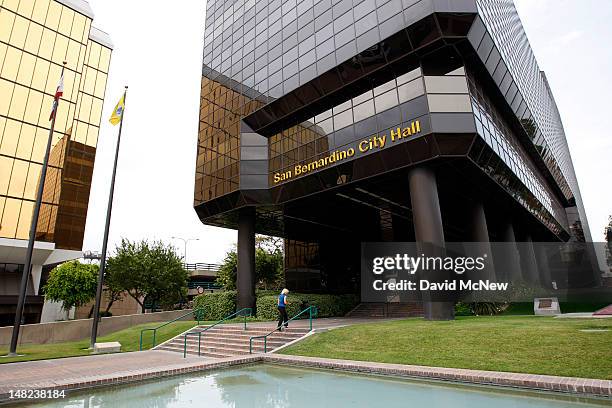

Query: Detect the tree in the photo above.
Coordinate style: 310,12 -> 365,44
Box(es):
106,239 -> 189,313
43,261 -> 98,313
216,235 -> 284,290
255,248 -> 283,290
256,235 -> 283,254
215,249 -> 237,290
101,268 -> 126,315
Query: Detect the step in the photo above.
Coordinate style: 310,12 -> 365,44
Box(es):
166,337 -> 289,349
594,304 -> 612,316
347,302 -> 424,318
164,339 -> 288,352
157,345 -> 233,359
156,322 -> 312,358
160,342 -> 267,356
192,326 -> 310,335
183,330 -> 308,341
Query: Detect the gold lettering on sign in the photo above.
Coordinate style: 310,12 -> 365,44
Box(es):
272,120 -> 422,184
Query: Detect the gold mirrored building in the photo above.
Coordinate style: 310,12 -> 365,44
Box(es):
0,0 -> 112,325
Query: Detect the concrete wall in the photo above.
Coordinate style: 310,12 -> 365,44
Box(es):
74,292 -> 141,320
0,309 -> 193,346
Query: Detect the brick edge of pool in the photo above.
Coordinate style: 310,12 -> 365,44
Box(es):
1,353 -> 610,403
265,354 -> 612,398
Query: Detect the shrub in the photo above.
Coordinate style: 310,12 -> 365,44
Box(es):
43,261 -> 98,311
256,293 -> 358,320
470,302 -> 509,316
454,302 -> 473,316
193,291 -> 237,320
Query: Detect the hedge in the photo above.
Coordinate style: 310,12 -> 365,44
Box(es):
256,293 -> 358,320
192,291 -> 236,320
192,291 -> 359,322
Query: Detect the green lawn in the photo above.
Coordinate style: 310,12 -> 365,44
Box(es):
0,320 -> 198,364
280,316 -> 612,380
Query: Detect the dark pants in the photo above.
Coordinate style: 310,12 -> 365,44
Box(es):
277,306 -> 288,329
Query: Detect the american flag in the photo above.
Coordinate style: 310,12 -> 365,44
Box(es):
49,72 -> 64,121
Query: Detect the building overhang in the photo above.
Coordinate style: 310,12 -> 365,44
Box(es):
0,238 -> 82,266
56,0 -> 94,19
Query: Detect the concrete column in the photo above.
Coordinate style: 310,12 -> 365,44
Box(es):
31,265 -> 43,295
237,207 -> 256,310
469,202 -> 495,280
520,235 -> 540,285
408,167 -> 454,320
535,244 -> 553,288
497,220 -> 522,282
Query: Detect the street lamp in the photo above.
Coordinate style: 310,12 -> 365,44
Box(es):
171,237 -> 199,264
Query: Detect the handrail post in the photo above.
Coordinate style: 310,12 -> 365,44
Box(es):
309,307 -> 312,331
153,330 -> 157,348
139,331 -> 143,351
264,337 -> 267,353
198,332 -> 201,356
249,338 -> 252,354
183,334 -> 187,358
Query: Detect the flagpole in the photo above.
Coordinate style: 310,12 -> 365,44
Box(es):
90,86 -> 128,349
8,62 -> 67,356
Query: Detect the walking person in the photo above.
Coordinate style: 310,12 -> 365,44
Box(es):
277,288 -> 289,331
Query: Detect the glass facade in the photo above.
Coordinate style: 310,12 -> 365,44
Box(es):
195,70 -> 265,204
467,69 -> 567,235
0,0 -> 111,250
470,0 -> 590,240
268,67 -> 426,182
195,0 -> 591,254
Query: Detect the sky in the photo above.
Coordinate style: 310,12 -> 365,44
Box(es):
82,0 -> 612,263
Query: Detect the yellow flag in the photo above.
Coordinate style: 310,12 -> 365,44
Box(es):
109,94 -> 125,125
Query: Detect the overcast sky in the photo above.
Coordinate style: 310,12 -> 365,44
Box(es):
82,0 -> 612,263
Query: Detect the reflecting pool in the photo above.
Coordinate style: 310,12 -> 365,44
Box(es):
19,364 -> 610,407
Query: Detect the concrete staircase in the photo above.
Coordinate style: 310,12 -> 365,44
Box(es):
156,325 -> 311,358
594,304 -> 612,316
346,302 -> 424,318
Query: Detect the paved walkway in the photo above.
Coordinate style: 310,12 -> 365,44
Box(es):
0,350 -> 210,395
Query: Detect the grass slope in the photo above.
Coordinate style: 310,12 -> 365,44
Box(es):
280,316 -> 612,379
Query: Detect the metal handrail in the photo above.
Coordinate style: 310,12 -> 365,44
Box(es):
183,263 -> 221,271
183,307 -> 252,358
249,306 -> 318,354
139,308 -> 205,351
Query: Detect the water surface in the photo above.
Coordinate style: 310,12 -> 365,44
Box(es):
21,364 -> 609,407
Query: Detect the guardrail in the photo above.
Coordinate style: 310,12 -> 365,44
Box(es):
183,307 -> 253,358
187,281 -> 222,290
249,306 -> 317,354
183,263 -> 221,271
139,308 -> 205,351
